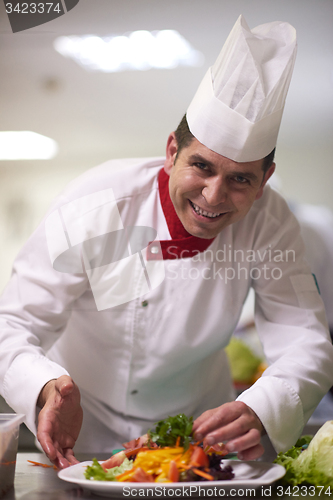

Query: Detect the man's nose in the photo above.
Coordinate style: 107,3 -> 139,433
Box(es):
202,177 -> 227,206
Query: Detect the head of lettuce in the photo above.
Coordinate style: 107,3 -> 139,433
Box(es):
275,420 -> 333,487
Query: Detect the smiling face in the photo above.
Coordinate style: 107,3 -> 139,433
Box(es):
163,133 -> 275,239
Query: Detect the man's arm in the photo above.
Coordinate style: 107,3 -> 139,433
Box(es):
37,375 -> 83,469
227,189 -> 333,453
192,401 -> 264,460
0,190 -> 89,438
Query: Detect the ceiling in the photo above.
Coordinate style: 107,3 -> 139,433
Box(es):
0,0 -> 333,206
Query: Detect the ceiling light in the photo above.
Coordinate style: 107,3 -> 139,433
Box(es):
54,30 -> 204,72
0,131 -> 58,160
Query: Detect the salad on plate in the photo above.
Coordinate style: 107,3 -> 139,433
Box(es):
84,413 -> 234,483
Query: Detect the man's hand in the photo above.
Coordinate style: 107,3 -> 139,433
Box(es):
37,375 -> 83,469
192,402 -> 265,460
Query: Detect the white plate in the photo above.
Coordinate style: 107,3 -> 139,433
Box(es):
58,459 -> 285,497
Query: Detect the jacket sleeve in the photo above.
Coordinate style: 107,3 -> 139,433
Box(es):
236,191 -> 333,453
0,200 -> 89,435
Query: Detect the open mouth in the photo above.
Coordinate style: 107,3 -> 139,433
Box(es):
189,200 -> 225,219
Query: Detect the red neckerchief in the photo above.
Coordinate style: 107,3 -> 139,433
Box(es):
149,167 -> 215,260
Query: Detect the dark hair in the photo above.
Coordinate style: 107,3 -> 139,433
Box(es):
174,114 -> 195,159
262,147 -> 275,173
174,114 -> 275,173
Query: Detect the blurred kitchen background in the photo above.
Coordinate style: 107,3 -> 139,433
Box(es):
0,0 -> 333,448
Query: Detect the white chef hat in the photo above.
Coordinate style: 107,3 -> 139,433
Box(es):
186,15 -> 297,162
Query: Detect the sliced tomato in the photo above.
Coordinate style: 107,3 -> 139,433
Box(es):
132,467 -> 155,483
168,460 -> 179,482
190,446 -> 209,468
122,434 -> 149,449
101,451 -> 126,471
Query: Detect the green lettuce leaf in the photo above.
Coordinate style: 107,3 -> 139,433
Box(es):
148,413 -> 193,450
274,421 -> 333,487
85,457 -> 133,481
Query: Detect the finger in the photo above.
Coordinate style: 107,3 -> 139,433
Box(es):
192,409 -> 214,432
237,443 -> 265,461
193,407 -> 229,438
194,403 -> 244,440
37,415 -> 69,467
63,448 -> 80,465
39,440 -> 57,463
54,449 -> 72,470
56,375 -> 74,397
37,427 -> 57,462
51,441 -> 75,469
203,412 -> 257,446
192,405 -> 236,431
225,428 -> 262,453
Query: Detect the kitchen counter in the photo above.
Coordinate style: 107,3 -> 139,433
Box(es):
2,451 -> 329,500
2,452 -> 108,500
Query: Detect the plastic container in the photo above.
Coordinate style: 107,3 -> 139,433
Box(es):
0,413 -> 25,497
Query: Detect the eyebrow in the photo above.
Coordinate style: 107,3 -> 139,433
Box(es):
188,154 -> 260,183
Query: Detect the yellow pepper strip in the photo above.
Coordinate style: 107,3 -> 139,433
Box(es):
115,446 -> 191,482
115,445 -> 211,483
133,447 -> 187,475
115,469 -> 137,482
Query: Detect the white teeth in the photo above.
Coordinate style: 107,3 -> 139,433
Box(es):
191,201 -> 223,218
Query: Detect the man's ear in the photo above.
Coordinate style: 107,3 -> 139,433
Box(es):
164,132 -> 178,176
255,163 -> 276,200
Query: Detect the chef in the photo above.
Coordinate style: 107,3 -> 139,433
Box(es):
1,15 -> 333,470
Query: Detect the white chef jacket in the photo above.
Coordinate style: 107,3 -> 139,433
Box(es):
1,157 -> 333,454
290,203 -> 333,329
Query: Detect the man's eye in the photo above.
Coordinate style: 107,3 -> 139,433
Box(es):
194,162 -> 208,170
234,176 -> 248,184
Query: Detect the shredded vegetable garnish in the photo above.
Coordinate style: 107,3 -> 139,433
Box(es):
27,460 -> 57,470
